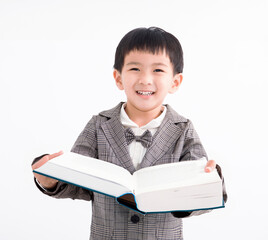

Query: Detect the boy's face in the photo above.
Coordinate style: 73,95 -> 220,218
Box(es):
114,50 -> 183,119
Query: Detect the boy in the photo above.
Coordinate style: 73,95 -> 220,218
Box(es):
32,27 -> 227,239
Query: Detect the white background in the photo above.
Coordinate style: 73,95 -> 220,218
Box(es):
1,0 -> 267,239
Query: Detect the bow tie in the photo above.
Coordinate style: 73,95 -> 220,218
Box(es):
125,128 -> 153,148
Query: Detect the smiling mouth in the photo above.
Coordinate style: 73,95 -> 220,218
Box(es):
136,91 -> 155,96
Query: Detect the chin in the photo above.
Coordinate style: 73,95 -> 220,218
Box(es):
135,104 -> 163,113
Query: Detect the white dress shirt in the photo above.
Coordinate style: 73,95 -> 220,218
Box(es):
120,103 -> 167,169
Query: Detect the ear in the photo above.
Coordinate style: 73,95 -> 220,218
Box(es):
113,69 -> 124,90
169,73 -> 183,94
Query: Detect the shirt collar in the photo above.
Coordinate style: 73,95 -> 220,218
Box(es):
120,103 -> 167,129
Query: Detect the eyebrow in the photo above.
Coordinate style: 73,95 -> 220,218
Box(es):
126,62 -> 141,66
152,63 -> 168,67
126,62 -> 168,67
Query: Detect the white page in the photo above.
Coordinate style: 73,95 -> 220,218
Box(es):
35,152 -> 134,197
133,158 -> 220,195
135,181 -> 223,212
133,158 -> 223,212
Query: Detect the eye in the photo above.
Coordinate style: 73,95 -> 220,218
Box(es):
130,68 -> 140,71
154,69 -> 164,73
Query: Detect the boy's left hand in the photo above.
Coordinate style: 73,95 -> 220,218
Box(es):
204,160 -> 216,173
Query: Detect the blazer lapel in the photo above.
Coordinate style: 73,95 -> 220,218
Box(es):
139,105 -> 187,169
99,103 -> 187,173
100,103 -> 136,174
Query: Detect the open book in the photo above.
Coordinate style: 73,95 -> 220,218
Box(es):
33,152 -> 224,214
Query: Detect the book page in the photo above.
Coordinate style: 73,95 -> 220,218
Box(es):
133,158 -> 223,212
35,152 -> 134,197
133,158 -> 219,194
135,181 -> 223,212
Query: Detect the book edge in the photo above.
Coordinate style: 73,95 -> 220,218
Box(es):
34,170 -> 225,215
115,194 -> 225,215
33,170 -> 131,199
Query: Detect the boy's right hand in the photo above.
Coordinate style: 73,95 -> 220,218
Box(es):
32,151 -> 63,190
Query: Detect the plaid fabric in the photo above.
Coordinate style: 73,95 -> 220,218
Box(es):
125,128 -> 153,148
36,102 -> 226,240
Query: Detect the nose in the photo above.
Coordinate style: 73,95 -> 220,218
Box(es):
138,71 -> 153,85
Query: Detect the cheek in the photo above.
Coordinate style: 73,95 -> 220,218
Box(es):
122,77 -> 136,89
157,79 -> 171,90
122,83 -> 135,96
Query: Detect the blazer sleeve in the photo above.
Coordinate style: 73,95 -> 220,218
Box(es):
32,116 -> 99,201
172,120 -> 227,218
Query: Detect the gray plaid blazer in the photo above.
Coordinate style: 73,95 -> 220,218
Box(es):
36,102 -> 227,240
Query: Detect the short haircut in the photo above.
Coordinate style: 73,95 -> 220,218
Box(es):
113,27 -> 184,74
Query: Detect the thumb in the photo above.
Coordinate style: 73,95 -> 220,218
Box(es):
205,160 -> 216,173
32,150 -> 63,170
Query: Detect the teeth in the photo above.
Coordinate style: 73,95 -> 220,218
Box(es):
137,91 -> 154,96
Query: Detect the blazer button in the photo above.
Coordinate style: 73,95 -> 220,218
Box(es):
130,214 -> 140,224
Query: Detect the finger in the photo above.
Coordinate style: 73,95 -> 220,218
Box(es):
32,155 -> 50,170
33,172 -> 58,189
32,151 -> 63,170
205,160 -> 216,173
48,150 -> 64,160
33,172 -> 47,180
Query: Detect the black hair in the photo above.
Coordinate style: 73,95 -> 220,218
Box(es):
113,27 -> 184,74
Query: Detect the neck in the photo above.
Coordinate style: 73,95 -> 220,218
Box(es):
124,104 -> 163,127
